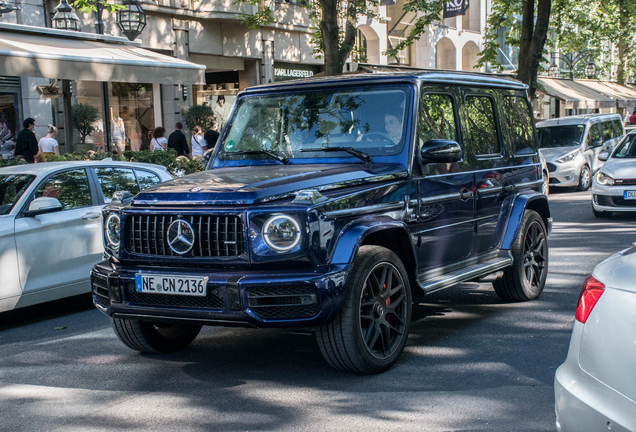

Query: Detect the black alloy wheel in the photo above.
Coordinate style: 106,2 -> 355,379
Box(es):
316,246 -> 412,373
577,165 -> 591,191
521,220 -> 548,290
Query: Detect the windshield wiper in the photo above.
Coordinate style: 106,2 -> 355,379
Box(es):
229,150 -> 289,165
300,147 -> 373,163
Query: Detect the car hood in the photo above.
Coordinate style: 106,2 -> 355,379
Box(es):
132,163 -> 408,205
594,247 -> 636,293
598,158 -> 636,179
539,146 -> 580,161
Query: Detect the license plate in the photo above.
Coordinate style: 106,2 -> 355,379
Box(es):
624,191 -> 636,200
135,274 -> 208,296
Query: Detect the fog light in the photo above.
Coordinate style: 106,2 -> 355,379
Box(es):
108,272 -> 122,303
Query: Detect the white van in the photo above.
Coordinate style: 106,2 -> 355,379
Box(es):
537,114 -> 624,191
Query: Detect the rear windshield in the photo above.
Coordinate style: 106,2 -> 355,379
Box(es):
537,125 -> 585,148
217,86 -> 409,163
612,134 -> 636,158
0,174 -> 36,215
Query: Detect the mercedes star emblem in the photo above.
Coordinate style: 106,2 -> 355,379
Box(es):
190,187 -> 202,192
167,219 -> 195,254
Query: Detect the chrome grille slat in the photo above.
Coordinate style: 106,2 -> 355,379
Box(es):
125,214 -> 244,258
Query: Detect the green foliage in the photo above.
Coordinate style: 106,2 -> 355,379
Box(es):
476,0 -> 520,71
71,0 -> 124,13
183,105 -> 215,131
384,0 -> 443,60
72,103 -> 100,144
0,158 -> 28,168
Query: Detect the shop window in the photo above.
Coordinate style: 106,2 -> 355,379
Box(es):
503,96 -> 535,155
34,169 -> 91,210
465,95 -> 501,156
419,94 -> 457,143
95,167 -> 140,203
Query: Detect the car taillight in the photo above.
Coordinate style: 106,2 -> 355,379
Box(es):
575,275 -> 605,323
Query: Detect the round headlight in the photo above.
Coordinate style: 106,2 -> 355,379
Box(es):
263,215 -> 301,252
106,214 -> 121,249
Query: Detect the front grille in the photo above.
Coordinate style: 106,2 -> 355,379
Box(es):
549,177 -> 560,184
614,179 -> 636,186
547,163 -> 557,172
91,273 -> 110,308
125,284 -> 224,309
248,285 -> 321,320
125,215 -> 245,257
609,197 -> 636,207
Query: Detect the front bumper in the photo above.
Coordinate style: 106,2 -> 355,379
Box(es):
91,261 -> 349,328
554,323 -> 636,432
546,159 -> 582,187
592,183 -> 636,213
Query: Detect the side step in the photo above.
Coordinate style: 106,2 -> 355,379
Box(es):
418,256 -> 513,294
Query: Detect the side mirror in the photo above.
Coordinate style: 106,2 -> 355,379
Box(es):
421,139 -> 463,164
24,197 -> 63,216
590,138 -> 603,148
598,151 -> 609,162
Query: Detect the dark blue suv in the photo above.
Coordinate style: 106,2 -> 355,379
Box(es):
92,72 -> 551,373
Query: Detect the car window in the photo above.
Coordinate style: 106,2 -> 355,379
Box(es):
419,93 -> 457,143
33,169 -> 91,210
612,135 -> 636,158
95,167 -> 140,204
602,121 -> 614,141
0,174 -> 36,215
135,170 -> 162,190
588,123 -> 601,144
503,96 -> 535,156
612,119 -> 623,138
465,95 -> 500,156
538,125 -> 586,148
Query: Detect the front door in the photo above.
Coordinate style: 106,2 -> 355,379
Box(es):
416,90 -> 475,272
14,168 -> 103,294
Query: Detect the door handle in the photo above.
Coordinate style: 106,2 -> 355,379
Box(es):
82,212 -> 101,220
460,190 -> 474,200
503,184 -> 515,192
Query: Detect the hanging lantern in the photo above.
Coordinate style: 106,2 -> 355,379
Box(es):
585,60 -> 596,79
51,0 -> 81,32
116,0 -> 147,42
548,62 -> 560,78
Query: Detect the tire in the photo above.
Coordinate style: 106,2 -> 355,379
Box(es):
111,317 -> 202,354
592,207 -> 612,218
577,165 -> 591,191
316,246 -> 412,374
493,210 -> 548,302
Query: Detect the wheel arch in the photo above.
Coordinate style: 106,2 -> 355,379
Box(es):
500,192 -> 551,250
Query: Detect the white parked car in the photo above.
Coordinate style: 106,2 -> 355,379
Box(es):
554,243 -> 636,431
591,129 -> 636,217
0,161 -> 172,312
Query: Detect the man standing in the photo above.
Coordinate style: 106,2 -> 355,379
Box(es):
15,118 -> 38,163
167,122 -> 189,157
630,110 -> 636,126
204,121 -> 220,150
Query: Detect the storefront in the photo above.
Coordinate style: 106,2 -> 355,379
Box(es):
535,77 -> 616,119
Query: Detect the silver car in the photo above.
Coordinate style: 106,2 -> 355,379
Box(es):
554,244 -> 636,432
0,160 -> 172,312
537,114 -> 624,191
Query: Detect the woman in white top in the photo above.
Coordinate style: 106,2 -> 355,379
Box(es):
191,125 -> 206,158
38,125 -> 59,156
150,126 -> 168,151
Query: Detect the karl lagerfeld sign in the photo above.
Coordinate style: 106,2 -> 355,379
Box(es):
443,0 -> 468,18
273,62 -> 322,81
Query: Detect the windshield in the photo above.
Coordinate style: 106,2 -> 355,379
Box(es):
216,86 -> 409,164
537,125 -> 585,148
0,174 -> 36,215
612,134 -> 636,158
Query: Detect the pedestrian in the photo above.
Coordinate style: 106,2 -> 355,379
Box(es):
15,117 -> 38,163
150,126 -> 167,151
167,122 -> 189,157
625,111 -> 631,126
630,110 -> 636,125
191,125 -> 206,158
204,121 -> 220,150
37,125 -> 60,157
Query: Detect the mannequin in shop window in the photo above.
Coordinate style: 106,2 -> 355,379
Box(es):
0,111 -> 14,160
111,107 -> 127,154
213,96 -> 231,133
121,106 -> 141,152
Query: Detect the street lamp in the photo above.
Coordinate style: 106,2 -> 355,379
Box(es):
0,0 -> 20,16
51,0 -> 81,32
548,50 -> 596,80
116,0 -> 147,42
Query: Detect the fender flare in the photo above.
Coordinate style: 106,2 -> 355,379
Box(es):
330,219 -> 416,267
500,191 -> 551,250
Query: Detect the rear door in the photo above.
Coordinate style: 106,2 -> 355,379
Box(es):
14,168 -> 103,294
416,89 -> 475,271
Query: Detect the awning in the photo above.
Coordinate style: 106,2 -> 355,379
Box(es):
537,77 -> 615,109
0,26 -> 205,85
574,80 -> 636,108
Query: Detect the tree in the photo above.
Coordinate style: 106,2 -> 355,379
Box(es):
477,0 -> 552,99
183,105 -> 216,131
71,103 -> 100,144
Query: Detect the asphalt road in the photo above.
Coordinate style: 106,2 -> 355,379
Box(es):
1,190 -> 635,432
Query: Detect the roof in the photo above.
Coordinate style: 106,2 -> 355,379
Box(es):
0,160 -> 168,176
537,77 -> 615,109
575,80 -> 636,108
536,113 -> 622,128
245,71 -> 527,93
